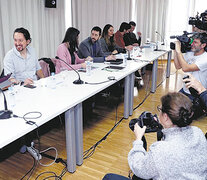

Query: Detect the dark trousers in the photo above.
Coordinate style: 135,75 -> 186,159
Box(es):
179,88 -> 205,119
102,173 -> 151,180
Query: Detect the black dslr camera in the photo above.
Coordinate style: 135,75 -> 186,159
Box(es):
189,10 -> 207,31
183,75 -> 199,97
129,111 -> 163,133
170,31 -> 195,53
183,75 -> 206,119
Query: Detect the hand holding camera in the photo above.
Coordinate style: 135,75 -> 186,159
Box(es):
129,111 -> 163,133
183,74 -> 206,95
183,75 -> 199,97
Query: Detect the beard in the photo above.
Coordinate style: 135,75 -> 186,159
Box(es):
191,47 -> 201,53
15,45 -> 24,52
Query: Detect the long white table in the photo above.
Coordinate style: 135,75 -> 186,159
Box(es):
0,48 -> 172,173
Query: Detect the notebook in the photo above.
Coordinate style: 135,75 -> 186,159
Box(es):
107,59 -> 123,65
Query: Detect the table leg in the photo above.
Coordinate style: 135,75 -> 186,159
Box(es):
151,59 -> 158,93
124,75 -> 130,119
166,51 -> 172,78
129,73 -> 135,116
74,103 -> 83,166
65,107 -> 76,173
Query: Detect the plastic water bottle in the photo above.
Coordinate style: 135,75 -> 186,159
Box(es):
86,61 -> 92,76
8,86 -> 15,108
121,53 -> 127,67
50,72 -> 56,89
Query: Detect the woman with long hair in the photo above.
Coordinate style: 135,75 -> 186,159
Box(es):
100,24 -> 126,56
56,27 -> 90,73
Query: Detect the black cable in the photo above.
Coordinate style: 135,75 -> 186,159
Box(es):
83,66 -> 153,159
35,166 -> 68,180
35,172 -> 58,180
20,155 -> 37,180
83,117 -> 125,160
26,160 -> 38,180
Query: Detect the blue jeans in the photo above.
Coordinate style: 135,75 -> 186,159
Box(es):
179,88 -> 195,101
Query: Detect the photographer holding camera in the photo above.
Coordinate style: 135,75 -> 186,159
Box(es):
128,92 -> 207,179
174,33 -> 207,99
103,92 -> 207,180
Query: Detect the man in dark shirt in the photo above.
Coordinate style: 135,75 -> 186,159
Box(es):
78,26 -> 115,62
124,21 -> 142,46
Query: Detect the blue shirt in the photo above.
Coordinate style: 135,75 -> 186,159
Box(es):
4,46 -> 41,81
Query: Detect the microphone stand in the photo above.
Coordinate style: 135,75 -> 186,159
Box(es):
155,31 -> 165,45
0,88 -> 13,119
55,56 -> 84,84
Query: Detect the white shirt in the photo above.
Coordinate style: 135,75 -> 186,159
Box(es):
183,51 -> 207,94
4,46 -> 41,81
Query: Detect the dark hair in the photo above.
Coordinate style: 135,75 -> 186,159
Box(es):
62,27 -> 80,53
91,26 -> 102,36
129,21 -> 136,27
102,24 -> 116,47
102,24 -> 113,38
13,27 -> 31,42
119,22 -> 131,32
160,92 -> 193,127
193,32 -> 207,44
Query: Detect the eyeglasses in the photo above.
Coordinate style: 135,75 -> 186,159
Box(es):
157,105 -> 162,112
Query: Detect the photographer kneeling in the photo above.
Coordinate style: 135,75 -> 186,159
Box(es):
103,92 -> 207,180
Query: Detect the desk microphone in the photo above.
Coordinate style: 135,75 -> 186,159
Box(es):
55,56 -> 84,84
0,88 -> 13,119
155,31 -> 165,45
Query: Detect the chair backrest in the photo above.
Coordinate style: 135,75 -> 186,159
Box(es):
38,58 -> 56,77
0,69 -> 4,77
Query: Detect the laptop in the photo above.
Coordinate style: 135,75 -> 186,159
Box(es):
103,66 -> 125,70
107,59 -> 123,65
0,73 -> 12,90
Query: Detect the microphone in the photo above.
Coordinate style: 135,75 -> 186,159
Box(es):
155,31 -> 165,45
0,88 -> 13,119
55,56 -> 84,84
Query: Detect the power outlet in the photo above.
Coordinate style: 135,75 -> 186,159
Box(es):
27,146 -> 42,160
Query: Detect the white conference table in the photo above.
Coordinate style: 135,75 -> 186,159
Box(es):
0,47 -> 172,173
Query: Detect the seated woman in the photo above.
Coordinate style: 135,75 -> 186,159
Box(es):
100,24 -> 126,56
56,27 -> 88,73
103,92 -> 207,180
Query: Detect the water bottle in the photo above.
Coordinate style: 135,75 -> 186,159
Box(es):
86,61 -> 92,76
8,86 -> 15,108
50,72 -> 56,89
121,53 -> 127,67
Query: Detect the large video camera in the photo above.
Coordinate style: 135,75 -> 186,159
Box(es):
189,10 -> 207,31
129,111 -> 163,133
170,31 -> 196,53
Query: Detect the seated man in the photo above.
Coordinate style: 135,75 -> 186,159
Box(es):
124,21 -> 142,47
78,26 -> 115,62
174,32 -> 207,100
114,22 -> 133,51
4,27 -> 44,85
